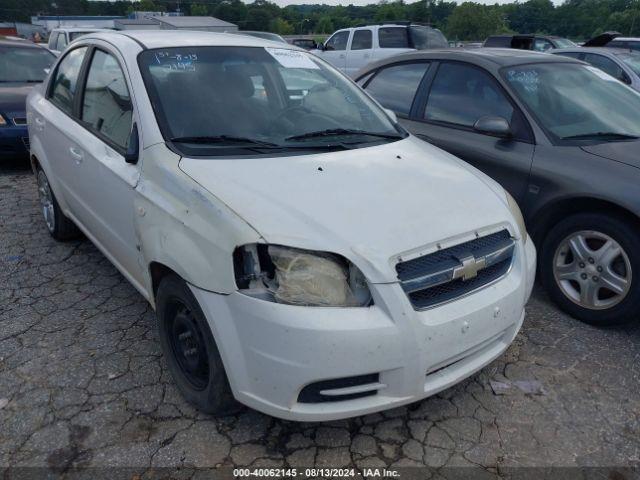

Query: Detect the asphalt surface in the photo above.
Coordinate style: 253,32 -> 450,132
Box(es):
1,159 -> 639,477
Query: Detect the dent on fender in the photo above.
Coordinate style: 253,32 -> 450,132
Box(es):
133,144 -> 262,297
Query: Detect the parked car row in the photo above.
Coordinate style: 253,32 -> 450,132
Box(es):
2,25 -> 637,422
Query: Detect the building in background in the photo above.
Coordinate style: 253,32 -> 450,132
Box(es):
153,16 -> 238,32
114,18 -> 162,31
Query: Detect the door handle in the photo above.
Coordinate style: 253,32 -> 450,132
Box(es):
34,117 -> 45,131
69,147 -> 84,164
339,53 -> 345,59
364,53 -> 370,58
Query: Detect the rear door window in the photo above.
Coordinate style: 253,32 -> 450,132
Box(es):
378,28 -> 409,48
49,46 -> 88,116
351,30 -> 372,50
364,62 -> 429,116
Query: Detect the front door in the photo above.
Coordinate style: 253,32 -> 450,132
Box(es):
321,30 -> 350,73
68,45 -> 144,290
406,61 -> 535,203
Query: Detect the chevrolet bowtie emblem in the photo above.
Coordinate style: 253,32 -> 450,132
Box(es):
453,255 -> 487,281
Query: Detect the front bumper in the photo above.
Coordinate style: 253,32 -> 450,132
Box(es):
190,236 -> 536,421
0,126 -> 29,159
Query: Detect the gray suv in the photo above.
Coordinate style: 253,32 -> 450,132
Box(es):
356,49 -> 640,326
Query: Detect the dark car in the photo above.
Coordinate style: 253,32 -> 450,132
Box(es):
356,49 -> 640,326
290,38 -> 318,50
0,36 -> 56,160
552,47 -> 640,91
583,31 -> 640,51
483,34 -> 576,52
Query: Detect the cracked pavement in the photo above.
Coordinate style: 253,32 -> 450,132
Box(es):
1,160 -> 640,476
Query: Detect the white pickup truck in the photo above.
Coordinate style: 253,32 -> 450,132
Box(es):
313,22 -> 448,77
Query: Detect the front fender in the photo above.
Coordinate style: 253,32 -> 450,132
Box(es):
135,145 -> 262,303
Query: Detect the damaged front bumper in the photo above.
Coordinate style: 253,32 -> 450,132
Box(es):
190,237 -> 536,421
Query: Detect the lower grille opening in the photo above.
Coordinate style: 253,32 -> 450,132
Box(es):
298,373 -> 380,403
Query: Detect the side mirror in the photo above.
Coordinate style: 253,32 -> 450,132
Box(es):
124,123 -> 139,164
473,115 -> 512,138
384,108 -> 398,124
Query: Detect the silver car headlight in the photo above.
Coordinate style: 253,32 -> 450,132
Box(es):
234,244 -> 372,307
505,191 -> 527,244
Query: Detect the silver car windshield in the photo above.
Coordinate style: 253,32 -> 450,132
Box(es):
138,46 -> 403,155
503,63 -> 640,141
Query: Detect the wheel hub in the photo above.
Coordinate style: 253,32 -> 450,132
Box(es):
169,305 -> 210,390
36,171 -> 55,233
553,230 -> 632,310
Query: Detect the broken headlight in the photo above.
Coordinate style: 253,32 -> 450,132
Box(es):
233,244 -> 372,307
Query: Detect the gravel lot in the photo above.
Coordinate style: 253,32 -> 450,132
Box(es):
1,160 -> 639,477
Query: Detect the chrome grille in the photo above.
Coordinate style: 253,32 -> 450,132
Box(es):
396,230 -> 515,310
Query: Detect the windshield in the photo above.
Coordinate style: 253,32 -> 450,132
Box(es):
409,26 -> 448,49
552,38 -> 576,49
618,52 -> 640,76
138,46 -> 403,156
503,63 -> 640,142
0,46 -> 55,82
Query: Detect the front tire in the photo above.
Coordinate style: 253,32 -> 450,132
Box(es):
541,212 -> 640,326
36,168 -> 80,241
156,274 -> 241,415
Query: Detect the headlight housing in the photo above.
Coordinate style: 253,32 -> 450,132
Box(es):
234,244 -> 372,307
505,191 -> 527,244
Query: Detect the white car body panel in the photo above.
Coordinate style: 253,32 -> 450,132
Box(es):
27,30 -> 536,421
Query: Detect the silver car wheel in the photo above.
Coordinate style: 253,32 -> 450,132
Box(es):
37,170 -> 55,233
553,230 -> 632,310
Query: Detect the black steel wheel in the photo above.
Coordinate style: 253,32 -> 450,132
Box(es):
157,274 -> 242,415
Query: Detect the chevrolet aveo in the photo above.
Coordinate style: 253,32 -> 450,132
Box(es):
27,31 -> 536,421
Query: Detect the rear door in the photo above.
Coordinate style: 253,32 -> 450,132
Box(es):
361,61 -> 431,120
41,46 -> 89,210
321,30 -> 350,73
345,28 -> 374,77
405,61 -> 535,202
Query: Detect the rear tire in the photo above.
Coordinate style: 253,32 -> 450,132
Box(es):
541,212 -> 640,326
36,168 -> 80,241
156,274 -> 242,415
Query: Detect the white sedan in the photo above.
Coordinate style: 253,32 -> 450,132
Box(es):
27,31 -> 536,421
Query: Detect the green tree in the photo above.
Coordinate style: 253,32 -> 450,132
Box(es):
316,16 -> 334,33
446,2 -> 509,41
270,17 -> 294,34
190,3 -> 209,16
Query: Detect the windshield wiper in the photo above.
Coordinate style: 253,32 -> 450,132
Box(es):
285,128 -> 403,142
169,135 -> 279,147
562,132 -> 639,141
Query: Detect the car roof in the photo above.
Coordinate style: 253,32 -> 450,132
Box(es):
358,48 -> 581,76
52,27 -> 111,32
552,47 -> 626,55
82,30 -> 302,51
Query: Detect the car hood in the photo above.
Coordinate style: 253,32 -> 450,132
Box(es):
179,137 -> 514,283
581,140 -> 640,169
0,83 -> 36,114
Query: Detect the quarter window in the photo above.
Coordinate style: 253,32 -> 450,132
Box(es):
425,63 -> 514,129
81,50 -> 133,149
378,28 -> 409,48
351,30 -> 372,50
365,63 -> 429,116
49,47 -> 88,116
325,31 -> 349,51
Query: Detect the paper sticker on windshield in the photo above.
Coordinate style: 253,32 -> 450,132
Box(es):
265,48 -> 319,69
585,65 -> 617,81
